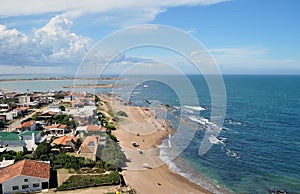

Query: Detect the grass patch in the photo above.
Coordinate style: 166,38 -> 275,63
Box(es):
57,171 -> 120,190
116,110 -> 128,117
108,109 -> 114,117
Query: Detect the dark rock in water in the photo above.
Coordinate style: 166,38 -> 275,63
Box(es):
270,189 -> 288,194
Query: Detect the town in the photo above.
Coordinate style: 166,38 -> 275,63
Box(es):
0,89 -> 128,194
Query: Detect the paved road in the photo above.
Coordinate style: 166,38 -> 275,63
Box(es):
5,106 -> 48,132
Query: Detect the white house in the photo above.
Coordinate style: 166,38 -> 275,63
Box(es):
48,105 -> 61,113
15,121 -> 36,132
0,159 -> 14,169
0,160 -> 50,194
44,124 -> 67,137
19,131 -> 45,152
18,96 -> 31,105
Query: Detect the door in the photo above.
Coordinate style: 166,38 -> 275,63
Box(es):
41,182 -> 49,189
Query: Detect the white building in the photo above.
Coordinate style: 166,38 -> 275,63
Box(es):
18,96 -> 31,105
0,160 -> 50,194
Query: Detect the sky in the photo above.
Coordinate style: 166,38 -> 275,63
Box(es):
0,0 -> 299,75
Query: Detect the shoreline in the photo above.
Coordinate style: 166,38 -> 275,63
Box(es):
102,95 -> 214,194
0,77 -> 119,83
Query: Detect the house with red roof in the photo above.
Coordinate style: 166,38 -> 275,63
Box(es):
0,160 -> 50,194
51,136 -> 77,151
15,121 -> 36,132
44,124 -> 67,137
75,125 -> 106,137
38,111 -> 57,120
77,136 -> 102,161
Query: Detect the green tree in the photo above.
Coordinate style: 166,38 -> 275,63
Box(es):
100,139 -> 126,168
33,142 -> 50,159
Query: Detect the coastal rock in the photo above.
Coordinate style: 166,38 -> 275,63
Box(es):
270,189 -> 288,194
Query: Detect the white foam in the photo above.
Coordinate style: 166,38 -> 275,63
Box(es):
209,135 -> 221,144
184,105 -> 206,111
225,149 -> 241,159
187,116 -> 220,128
228,119 -> 242,126
182,107 -> 194,114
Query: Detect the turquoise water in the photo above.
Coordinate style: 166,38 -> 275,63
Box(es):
126,75 -> 300,193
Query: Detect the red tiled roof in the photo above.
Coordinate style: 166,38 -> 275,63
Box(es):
79,146 -> 94,153
17,107 -> 29,111
0,160 -> 50,183
81,136 -> 99,147
22,121 -> 35,127
86,125 -> 101,132
58,124 -> 67,129
45,124 -> 67,130
40,111 -> 57,116
16,121 -> 35,129
52,136 -> 77,146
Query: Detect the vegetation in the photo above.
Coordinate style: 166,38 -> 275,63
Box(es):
106,127 -> 118,142
31,112 -> 40,121
116,110 -> 128,117
95,95 -> 101,104
0,120 -> 7,129
0,150 -> 24,162
106,124 -> 116,131
51,114 -> 77,129
57,171 -> 120,190
100,139 -> 126,168
60,105 -> 65,111
108,109 -> 114,117
54,93 -> 65,99
31,141 -> 118,171
33,142 -> 50,159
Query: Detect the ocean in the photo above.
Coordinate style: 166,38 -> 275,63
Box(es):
1,74 -> 299,193
122,75 -> 300,194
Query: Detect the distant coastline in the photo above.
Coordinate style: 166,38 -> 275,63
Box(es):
0,77 -> 119,82
63,83 -> 121,89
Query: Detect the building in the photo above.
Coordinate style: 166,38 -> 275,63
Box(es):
77,136 -> 102,161
0,132 -> 25,153
51,136 -> 77,151
44,124 -> 67,137
48,105 -> 61,113
67,106 -> 97,125
38,111 -> 57,120
75,125 -> 105,137
0,160 -> 50,194
0,159 -> 14,169
15,121 -> 36,132
19,131 -> 45,152
18,96 -> 31,105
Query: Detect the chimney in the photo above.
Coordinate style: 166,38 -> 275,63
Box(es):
32,132 -> 35,146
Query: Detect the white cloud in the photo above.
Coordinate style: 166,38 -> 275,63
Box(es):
0,15 -> 90,68
33,15 -> 90,61
0,0 -> 228,26
0,25 -> 28,50
208,46 -> 300,74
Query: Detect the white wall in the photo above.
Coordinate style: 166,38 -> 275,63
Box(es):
2,175 -> 49,194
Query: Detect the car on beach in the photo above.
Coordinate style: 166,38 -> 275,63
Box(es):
131,142 -> 139,147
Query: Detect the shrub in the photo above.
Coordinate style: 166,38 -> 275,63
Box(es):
57,172 -> 120,190
116,110 -> 128,117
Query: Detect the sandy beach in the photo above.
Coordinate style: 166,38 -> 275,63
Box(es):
103,96 -> 212,194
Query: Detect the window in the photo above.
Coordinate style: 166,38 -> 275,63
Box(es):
33,183 -> 39,188
12,186 -> 19,190
22,185 -> 29,189
24,179 -> 28,182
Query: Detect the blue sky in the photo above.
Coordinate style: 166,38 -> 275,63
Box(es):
0,0 -> 299,75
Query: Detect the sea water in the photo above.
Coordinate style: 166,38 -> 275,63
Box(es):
126,75 -> 300,194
